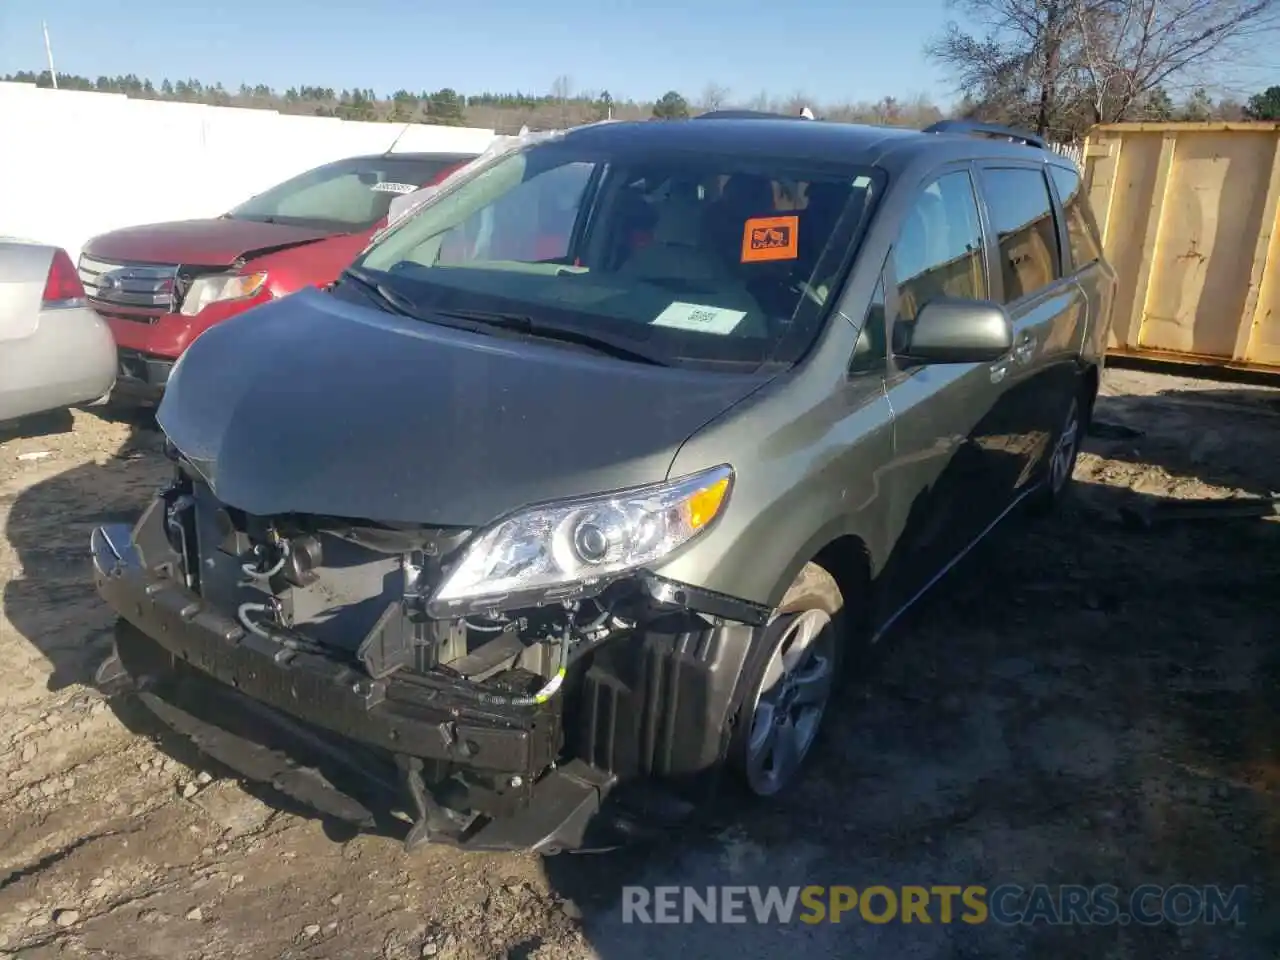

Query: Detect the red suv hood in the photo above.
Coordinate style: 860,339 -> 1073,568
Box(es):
83,218 -> 342,267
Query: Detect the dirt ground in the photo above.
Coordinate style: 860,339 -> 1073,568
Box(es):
1,366 -> 1277,960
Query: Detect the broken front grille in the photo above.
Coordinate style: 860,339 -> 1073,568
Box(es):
166,470 -> 516,683
78,255 -> 179,317
187,483 -> 404,658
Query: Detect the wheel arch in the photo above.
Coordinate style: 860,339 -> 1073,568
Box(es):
811,535 -> 873,620
767,522 -> 876,620
1081,362 -> 1101,413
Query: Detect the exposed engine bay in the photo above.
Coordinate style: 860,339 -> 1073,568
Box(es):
169,464 -> 644,700
93,447 -> 773,851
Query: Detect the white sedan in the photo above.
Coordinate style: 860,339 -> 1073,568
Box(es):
0,239 -> 117,424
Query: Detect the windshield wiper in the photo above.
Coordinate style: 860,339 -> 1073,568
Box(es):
340,268 -> 434,320
340,273 -> 669,366
431,307 -> 669,366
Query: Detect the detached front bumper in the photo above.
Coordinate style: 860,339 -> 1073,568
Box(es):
90,522 -> 628,853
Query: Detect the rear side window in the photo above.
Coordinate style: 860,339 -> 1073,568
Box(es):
1049,166 -> 1103,270
979,168 -> 1061,303
894,170 -> 986,322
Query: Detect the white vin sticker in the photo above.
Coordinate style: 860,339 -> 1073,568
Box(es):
651,301 -> 746,335
371,181 -> 420,194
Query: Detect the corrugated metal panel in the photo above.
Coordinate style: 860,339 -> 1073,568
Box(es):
1081,122 -> 1280,374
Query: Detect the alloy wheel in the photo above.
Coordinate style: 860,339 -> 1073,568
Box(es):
744,608 -> 836,796
1049,398 -> 1081,494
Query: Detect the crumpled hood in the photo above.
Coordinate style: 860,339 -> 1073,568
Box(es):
157,288 -> 770,525
83,218 -> 338,267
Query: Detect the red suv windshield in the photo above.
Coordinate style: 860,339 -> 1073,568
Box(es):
228,155 -> 473,231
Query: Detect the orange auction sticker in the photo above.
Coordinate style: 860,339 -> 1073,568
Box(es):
741,215 -> 800,262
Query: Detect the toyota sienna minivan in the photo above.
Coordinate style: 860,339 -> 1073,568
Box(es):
93,115 -> 1115,853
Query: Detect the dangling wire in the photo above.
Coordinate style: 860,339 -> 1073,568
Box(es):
241,540 -> 290,579
236,602 -> 327,655
462,617 -> 508,633
473,616 -> 572,707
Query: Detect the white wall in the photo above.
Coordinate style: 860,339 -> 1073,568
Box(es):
0,82 -> 497,262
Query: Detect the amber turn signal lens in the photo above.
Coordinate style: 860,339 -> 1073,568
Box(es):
685,475 -> 731,530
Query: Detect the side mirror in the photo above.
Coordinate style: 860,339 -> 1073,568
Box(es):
893,298 -> 1013,365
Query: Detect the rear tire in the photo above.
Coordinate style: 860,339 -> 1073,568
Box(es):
728,563 -> 845,798
1028,380 -> 1092,516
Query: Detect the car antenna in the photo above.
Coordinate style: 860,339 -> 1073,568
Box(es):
384,121 -> 413,156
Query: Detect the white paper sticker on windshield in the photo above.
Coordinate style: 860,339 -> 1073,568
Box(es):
652,301 -> 746,335
371,181 -> 419,194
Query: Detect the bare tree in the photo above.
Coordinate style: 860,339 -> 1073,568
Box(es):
781,90 -> 811,116
928,0 -> 1280,138
550,75 -> 573,101
550,74 -> 573,128
871,95 -> 904,125
1216,95 -> 1248,120
1070,0 -> 1280,124
927,0 -> 1078,136
699,82 -> 731,112
902,91 -> 947,126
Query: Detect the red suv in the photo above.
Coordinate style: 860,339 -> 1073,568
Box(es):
78,151 -> 477,405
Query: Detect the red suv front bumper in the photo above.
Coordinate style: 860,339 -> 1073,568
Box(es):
105,292 -> 272,403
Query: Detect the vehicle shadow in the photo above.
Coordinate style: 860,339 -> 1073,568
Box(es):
1085,385 -> 1280,498
2,409 -> 381,844
0,407 -> 76,442
3,408 -> 168,693
539,386 -> 1280,958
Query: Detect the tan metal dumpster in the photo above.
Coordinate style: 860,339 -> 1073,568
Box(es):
1082,122 -> 1280,374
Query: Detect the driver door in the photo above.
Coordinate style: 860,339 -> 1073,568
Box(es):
875,166 -> 1017,618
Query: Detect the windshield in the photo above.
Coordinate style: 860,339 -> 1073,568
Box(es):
228,155 -> 471,230
352,139 -> 885,368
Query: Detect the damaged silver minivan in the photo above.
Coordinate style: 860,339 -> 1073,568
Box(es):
92,116 -> 1113,852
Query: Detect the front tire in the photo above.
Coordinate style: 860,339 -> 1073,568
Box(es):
729,563 -> 845,798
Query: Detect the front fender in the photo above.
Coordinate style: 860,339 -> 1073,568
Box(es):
654,379 -> 895,610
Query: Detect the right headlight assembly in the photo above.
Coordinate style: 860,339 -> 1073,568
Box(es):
428,464 -> 733,615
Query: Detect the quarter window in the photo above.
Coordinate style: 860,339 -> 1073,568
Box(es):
439,161 -> 595,264
894,171 -> 986,322
1049,166 -> 1103,270
850,277 -> 887,373
979,167 -> 1061,302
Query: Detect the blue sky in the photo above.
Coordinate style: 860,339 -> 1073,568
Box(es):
0,0 -> 961,106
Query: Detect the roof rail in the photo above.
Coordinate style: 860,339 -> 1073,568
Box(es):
922,119 -> 1047,151
695,109 -> 806,121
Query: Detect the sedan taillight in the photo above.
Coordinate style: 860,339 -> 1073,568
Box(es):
42,248 -> 87,308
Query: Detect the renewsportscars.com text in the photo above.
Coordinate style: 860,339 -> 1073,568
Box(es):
621,884 -> 1248,926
